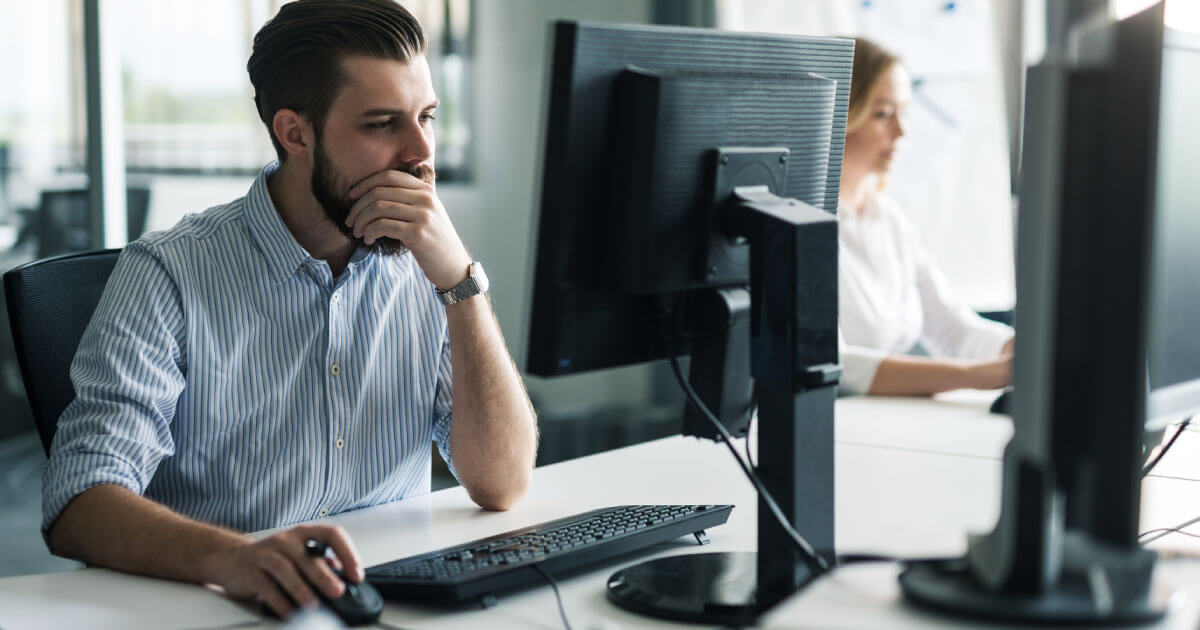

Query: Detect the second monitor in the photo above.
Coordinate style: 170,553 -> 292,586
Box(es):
526,21 -> 854,624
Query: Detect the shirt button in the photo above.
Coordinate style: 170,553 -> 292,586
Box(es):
318,507 -> 329,517
336,437 -> 345,450
332,293 -> 340,302
330,363 -> 340,375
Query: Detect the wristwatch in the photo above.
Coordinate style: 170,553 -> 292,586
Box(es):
436,261 -> 489,306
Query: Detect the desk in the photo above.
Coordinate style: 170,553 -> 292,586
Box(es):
2,394 -> 1198,629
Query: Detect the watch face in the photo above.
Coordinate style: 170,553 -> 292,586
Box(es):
470,262 -> 489,293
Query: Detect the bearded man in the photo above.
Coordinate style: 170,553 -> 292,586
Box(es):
40,0 -> 536,619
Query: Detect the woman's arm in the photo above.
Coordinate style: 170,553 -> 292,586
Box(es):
867,353 -> 1012,396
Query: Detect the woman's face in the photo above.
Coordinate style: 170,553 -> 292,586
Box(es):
844,63 -> 912,177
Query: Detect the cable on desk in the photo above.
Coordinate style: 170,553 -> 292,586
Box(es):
1142,417 -> 1192,478
374,622 -> 416,630
1141,528 -> 1200,541
531,564 -> 573,630
1140,514 -> 1200,545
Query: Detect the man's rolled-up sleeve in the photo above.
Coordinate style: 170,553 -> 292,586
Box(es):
41,242 -> 187,542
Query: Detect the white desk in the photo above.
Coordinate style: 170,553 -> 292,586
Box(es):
2,394 -> 1198,629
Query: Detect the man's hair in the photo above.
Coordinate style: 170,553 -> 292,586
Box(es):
247,0 -> 427,161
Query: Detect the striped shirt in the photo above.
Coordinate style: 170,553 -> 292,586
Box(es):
42,162 -> 455,535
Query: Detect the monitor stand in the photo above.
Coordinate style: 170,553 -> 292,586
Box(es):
898,447 -> 1169,624
607,152 -> 841,624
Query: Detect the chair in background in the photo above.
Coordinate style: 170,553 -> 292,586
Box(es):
36,187 -> 150,258
3,249 -> 121,455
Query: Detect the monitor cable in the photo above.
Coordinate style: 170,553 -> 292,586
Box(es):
1140,514 -> 1200,546
1141,416 -> 1192,478
531,564 -> 574,630
664,349 -> 830,576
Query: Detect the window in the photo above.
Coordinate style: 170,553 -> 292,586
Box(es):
117,0 -> 474,179
0,0 -> 476,441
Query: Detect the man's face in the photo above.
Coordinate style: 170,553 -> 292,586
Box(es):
308,54 -> 439,254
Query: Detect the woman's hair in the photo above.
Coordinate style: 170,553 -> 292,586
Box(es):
247,0 -> 427,161
845,37 -> 901,134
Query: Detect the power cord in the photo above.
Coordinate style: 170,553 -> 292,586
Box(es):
665,352 -> 830,575
1140,514 -> 1200,545
1142,417 -> 1192,478
374,622 -> 416,630
531,564 -> 573,630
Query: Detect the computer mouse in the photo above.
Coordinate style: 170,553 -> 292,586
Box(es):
325,570 -> 384,626
260,570 -> 384,627
990,387 -> 1013,415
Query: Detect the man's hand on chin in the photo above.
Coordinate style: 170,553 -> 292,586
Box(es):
345,168 -> 473,289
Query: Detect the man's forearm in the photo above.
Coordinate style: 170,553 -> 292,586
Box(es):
49,484 -> 249,585
445,295 -> 537,510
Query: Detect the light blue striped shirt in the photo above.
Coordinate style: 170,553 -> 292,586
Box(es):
42,163 -> 455,535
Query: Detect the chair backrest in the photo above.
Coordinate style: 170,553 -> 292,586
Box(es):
37,187 -> 151,258
3,249 -> 121,455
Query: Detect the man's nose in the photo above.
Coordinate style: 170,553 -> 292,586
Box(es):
395,121 -> 434,166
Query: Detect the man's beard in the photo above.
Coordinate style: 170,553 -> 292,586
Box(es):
310,140 -> 436,256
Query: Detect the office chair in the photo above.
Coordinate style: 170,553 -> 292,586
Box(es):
37,186 -> 151,258
3,249 -> 121,455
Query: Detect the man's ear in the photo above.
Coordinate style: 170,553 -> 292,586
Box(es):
272,108 -> 314,158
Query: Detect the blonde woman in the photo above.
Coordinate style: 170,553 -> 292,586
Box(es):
838,38 -> 1014,396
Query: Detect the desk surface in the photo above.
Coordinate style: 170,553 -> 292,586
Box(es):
2,394 -> 1198,629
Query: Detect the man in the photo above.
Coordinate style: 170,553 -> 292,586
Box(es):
40,0 -> 537,619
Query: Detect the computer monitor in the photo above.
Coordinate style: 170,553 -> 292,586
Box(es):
1146,25 -> 1200,430
900,3 -> 1193,623
526,21 -> 853,624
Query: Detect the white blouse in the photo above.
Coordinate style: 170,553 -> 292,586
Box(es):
838,193 -> 1013,394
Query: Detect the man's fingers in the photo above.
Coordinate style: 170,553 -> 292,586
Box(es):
300,559 -> 344,600
261,552 -> 320,609
320,526 -> 365,583
348,169 -> 428,201
351,201 -> 423,238
346,187 -> 434,229
256,576 -> 297,620
361,219 -> 415,247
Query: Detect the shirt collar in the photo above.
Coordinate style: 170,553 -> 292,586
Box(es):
243,162 -> 376,284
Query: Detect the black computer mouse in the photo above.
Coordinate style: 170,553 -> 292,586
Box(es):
990,387 -> 1014,415
323,570 -> 385,627
260,571 -> 384,627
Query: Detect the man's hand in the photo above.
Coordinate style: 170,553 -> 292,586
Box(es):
346,169 -> 472,290
206,525 -> 364,620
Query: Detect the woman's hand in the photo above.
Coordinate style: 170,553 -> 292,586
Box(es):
963,354 -> 1013,391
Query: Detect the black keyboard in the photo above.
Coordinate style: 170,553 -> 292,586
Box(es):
365,504 -> 733,605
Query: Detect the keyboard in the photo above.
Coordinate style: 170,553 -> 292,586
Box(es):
365,504 -> 734,605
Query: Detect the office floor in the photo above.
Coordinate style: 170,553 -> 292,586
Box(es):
0,432 -> 81,578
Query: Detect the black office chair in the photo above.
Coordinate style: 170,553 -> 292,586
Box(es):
3,249 -> 122,455
37,186 -> 151,258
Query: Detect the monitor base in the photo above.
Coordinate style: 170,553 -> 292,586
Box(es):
607,551 -> 812,626
899,558 -> 1170,626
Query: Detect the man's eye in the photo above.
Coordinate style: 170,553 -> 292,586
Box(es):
420,113 -> 438,124
366,120 -> 394,130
